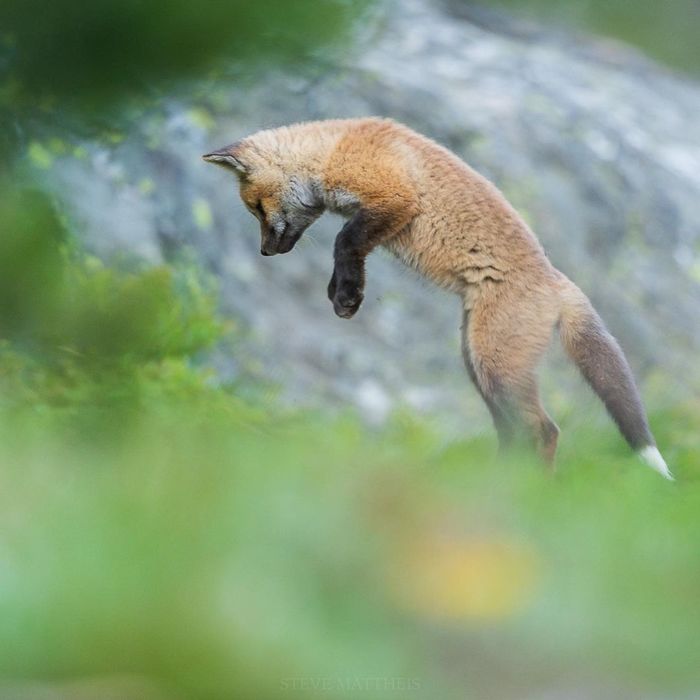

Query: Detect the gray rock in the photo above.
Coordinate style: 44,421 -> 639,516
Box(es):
46,0 -> 700,434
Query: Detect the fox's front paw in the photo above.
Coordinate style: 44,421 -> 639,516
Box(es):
332,283 -> 363,319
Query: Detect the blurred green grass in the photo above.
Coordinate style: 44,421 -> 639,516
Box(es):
0,235 -> 698,698
1,385 -> 698,698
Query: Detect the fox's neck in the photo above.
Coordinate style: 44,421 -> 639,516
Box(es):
298,122 -> 365,215
260,121 -> 354,209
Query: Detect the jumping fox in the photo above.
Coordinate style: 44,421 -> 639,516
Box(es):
204,117 -> 672,479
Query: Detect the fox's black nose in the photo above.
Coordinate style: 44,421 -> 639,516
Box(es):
261,248 -> 272,256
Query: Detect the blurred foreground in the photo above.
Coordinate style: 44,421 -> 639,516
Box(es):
0,240 -> 699,699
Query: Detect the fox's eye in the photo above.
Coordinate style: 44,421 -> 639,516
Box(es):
245,200 -> 266,219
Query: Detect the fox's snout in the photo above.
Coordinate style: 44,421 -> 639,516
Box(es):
260,227 -> 301,256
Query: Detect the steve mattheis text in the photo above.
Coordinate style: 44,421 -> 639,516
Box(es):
280,676 -> 422,692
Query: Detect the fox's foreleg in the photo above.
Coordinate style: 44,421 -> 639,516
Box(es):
328,209 -> 377,318
328,206 -> 415,319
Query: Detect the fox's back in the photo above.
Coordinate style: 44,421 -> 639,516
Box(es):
325,118 -> 551,292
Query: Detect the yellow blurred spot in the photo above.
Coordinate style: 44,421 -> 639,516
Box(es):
389,534 -> 540,621
103,131 -> 125,145
28,142 -> 54,170
84,255 -> 104,272
138,178 -> 155,196
187,107 -> 215,131
73,145 -> 88,160
690,260 -> 700,284
192,198 -> 213,230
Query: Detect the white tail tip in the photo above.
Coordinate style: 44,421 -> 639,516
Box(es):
638,446 -> 674,481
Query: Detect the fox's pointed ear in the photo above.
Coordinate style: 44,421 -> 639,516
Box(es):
202,142 -> 249,176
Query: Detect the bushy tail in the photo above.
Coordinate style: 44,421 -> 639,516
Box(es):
558,279 -> 673,480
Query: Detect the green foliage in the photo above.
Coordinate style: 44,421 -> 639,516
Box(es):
0,0 -> 373,109
53,261 -> 223,365
0,192 -> 225,418
0,188 -> 67,341
0,0 -> 373,167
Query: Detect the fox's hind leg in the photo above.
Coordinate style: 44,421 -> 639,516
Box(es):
462,292 -> 560,467
461,313 -> 515,451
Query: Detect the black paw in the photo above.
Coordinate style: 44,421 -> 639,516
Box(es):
332,283 -> 364,319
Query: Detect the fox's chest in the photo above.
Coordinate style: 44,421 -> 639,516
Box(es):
323,188 -> 361,217
383,232 -> 423,272
382,224 -> 468,295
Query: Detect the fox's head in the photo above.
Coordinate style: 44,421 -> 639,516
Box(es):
203,139 -> 324,256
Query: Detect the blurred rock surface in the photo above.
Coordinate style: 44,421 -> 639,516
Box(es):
47,0 -> 700,433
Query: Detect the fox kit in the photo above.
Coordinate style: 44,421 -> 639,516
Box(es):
204,117 -> 672,479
